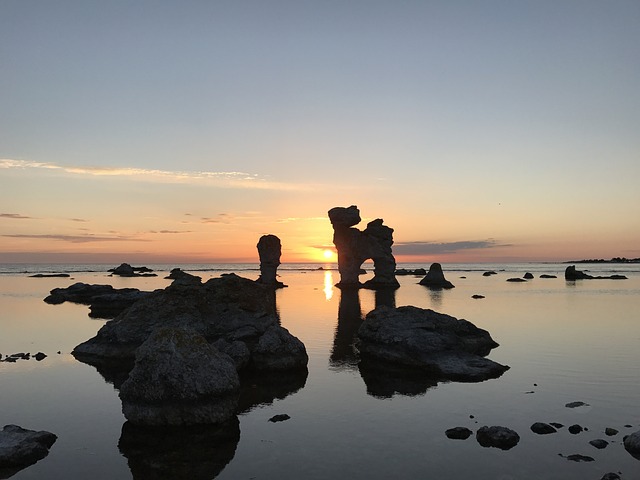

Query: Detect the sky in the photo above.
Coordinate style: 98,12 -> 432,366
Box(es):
1,0 -> 639,264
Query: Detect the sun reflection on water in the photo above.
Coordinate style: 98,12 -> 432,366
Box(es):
323,270 -> 334,301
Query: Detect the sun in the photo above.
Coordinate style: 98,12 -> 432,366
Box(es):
323,249 -> 335,260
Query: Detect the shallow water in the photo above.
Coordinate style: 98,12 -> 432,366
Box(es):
1,263 -> 639,479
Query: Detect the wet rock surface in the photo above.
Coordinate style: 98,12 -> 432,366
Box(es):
531,422 -> 557,434
624,430 -> 640,459
445,427 -> 473,440
356,305 -> 508,382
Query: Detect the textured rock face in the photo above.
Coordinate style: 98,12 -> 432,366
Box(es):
624,430 -> 640,459
356,306 -> 508,381
119,328 -> 240,426
0,424 -> 57,469
418,263 -> 455,289
476,426 -> 520,450
328,205 -> 399,289
256,235 -> 285,288
72,273 -> 308,372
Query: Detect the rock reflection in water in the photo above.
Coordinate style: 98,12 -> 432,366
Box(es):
237,368 -> 308,413
330,289 -> 363,369
118,418 -> 240,480
358,359 -> 440,398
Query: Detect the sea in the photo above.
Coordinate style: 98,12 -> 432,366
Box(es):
1,262 -> 639,479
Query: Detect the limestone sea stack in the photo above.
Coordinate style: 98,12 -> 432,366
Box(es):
256,234 -> 286,288
328,205 -> 399,289
418,263 -> 455,289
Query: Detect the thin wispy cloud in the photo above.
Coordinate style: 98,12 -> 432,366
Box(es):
393,240 -> 509,255
0,158 -> 307,191
1,213 -> 33,220
2,234 -> 149,244
147,230 -> 192,234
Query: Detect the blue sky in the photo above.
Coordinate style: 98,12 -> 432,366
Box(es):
1,1 -> 639,262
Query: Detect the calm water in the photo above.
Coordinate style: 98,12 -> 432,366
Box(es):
1,263 -> 639,479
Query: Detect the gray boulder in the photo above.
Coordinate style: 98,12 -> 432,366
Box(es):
119,328 -> 240,426
0,424 -> 57,469
72,274 -> 308,372
418,263 -> 455,289
356,305 -> 508,382
624,430 -> 640,459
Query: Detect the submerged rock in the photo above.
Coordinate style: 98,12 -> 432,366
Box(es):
0,424 -> 57,470
531,422 -> 557,435
109,263 -> 156,277
356,305 -> 508,382
476,426 -> 520,450
418,263 -> 455,289
445,427 -> 473,440
119,328 -> 240,426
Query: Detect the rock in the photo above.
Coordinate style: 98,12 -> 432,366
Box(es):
565,265 -> 627,280
268,414 -> 290,423
328,206 -> 399,289
523,272 -> 534,279
251,325 -> 308,371
29,273 -> 70,278
0,424 -> 57,469
445,427 -> 473,440
506,277 -> 527,282
540,274 -> 557,278
72,274 -> 308,372
356,305 -> 508,382
119,328 -> 240,426
395,268 -> 426,276
476,426 -> 520,450
530,422 -> 557,434
44,282 -> 151,319
164,268 -> 202,285
33,352 -> 47,361
482,271 -> 497,276
623,429 -> 640,459
550,422 -> 564,429
565,401 -> 589,408
418,263 -> 455,289
605,427 -> 619,436
109,263 -> 156,277
589,439 -> 609,449
256,235 -> 286,288
562,453 -> 594,462
568,424 -> 584,434
471,294 -> 485,299
601,474 -> 621,480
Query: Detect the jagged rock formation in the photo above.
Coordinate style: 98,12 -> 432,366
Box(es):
119,328 -> 240,426
328,205 -> 399,289
164,268 -> 202,285
418,263 -> 455,289
256,234 -> 285,288
72,274 -> 308,372
356,305 -> 508,382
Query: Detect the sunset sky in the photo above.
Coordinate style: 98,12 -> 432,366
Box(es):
1,1 -> 639,264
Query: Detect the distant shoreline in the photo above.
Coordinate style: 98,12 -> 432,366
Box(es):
565,257 -> 640,264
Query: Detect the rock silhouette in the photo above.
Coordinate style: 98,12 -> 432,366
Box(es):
328,205 -> 399,289
256,235 -> 285,288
